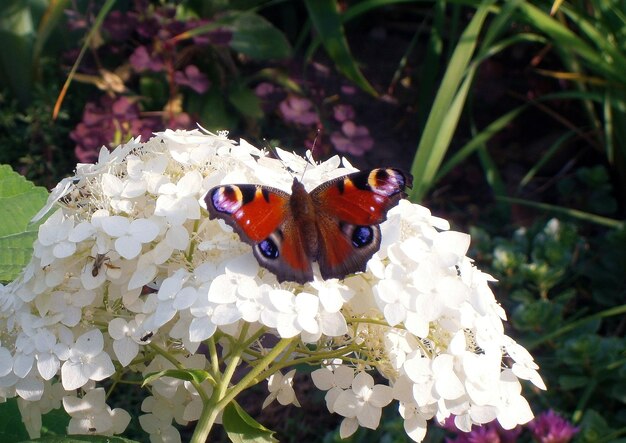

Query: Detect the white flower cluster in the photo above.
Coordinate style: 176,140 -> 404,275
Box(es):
0,129 -> 544,441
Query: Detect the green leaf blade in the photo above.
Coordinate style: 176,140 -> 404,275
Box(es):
222,402 -> 277,443
228,12 -> 292,60
0,164 -> 48,282
305,0 -> 377,96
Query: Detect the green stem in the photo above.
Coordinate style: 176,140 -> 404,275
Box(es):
217,337 -> 297,408
528,304 -> 626,350
572,378 -> 597,424
191,327 -> 299,443
207,336 -> 220,376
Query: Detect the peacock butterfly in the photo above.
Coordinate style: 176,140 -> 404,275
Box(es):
204,168 -> 412,284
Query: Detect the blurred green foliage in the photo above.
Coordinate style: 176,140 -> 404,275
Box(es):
469,218 -> 626,442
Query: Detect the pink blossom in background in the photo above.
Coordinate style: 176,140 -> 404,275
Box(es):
174,65 -> 210,94
255,82 -> 276,98
70,96 -> 161,163
330,120 -> 374,156
528,410 -> 579,443
279,96 -> 319,125
130,45 -> 164,72
333,104 -> 355,122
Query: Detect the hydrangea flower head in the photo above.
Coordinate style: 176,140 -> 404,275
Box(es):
1,129 -> 544,441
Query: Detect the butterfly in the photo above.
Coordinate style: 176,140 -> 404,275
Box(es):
204,168 -> 412,284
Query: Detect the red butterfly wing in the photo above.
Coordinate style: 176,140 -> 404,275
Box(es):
311,168 -> 411,280
206,184 -> 289,242
205,184 -> 313,283
311,168 -> 412,226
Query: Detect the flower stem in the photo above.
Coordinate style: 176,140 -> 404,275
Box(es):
190,336 -> 297,442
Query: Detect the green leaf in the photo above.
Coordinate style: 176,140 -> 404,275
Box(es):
228,12 -> 292,60
194,88 -> 239,131
409,1 -> 495,201
143,368 -> 215,386
0,164 -> 48,282
304,0 -> 377,96
222,402 -> 277,443
229,82 -> 263,119
0,398 -> 30,441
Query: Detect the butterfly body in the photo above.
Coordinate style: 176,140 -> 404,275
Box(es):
205,168 -> 412,284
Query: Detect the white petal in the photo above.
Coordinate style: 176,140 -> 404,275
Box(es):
352,372 -> 374,394
101,216 -> 130,237
74,329 -> 104,356
334,390 -> 359,418
384,303 -> 406,326
166,225 -> 190,250
85,352 -> 116,381
129,219 -> 159,243
36,353 -> 59,380
404,410 -> 427,442
311,368 -> 334,390
339,417 -> 359,439
61,361 -> 89,390
115,236 -> 142,259
113,338 -> 139,367
357,402 -> 382,429
369,385 -> 393,407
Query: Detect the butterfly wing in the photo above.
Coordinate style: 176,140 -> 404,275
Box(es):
205,184 -> 313,283
311,168 -> 412,280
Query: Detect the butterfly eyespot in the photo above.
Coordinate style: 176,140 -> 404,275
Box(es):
369,168 -> 406,196
258,238 -> 279,259
211,186 -> 243,214
351,226 -> 375,248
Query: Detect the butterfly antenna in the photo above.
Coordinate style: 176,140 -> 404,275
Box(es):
263,138 -> 296,179
301,129 -> 321,181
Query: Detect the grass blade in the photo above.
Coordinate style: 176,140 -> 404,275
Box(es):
304,0 -> 377,96
53,0 -> 116,119
409,1 -> 494,201
496,196 -> 625,229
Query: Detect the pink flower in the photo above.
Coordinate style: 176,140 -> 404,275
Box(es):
279,96 -> 319,125
255,82 -> 276,98
129,45 -> 164,73
528,410 -> 579,443
174,65 -> 210,94
333,104 -> 355,122
330,121 -> 374,156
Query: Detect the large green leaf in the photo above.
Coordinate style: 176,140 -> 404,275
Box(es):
0,165 -> 48,282
222,402 -> 277,443
228,81 -> 263,119
228,12 -> 292,60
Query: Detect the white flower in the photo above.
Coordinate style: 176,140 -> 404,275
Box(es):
263,290 -> 320,339
108,318 -> 140,367
311,364 -> 354,413
33,210 -> 76,266
33,327 -> 70,380
63,387 -> 130,435
155,171 -> 203,225
139,412 -> 182,443
398,401 -> 431,443
262,369 -> 300,409
495,370 -> 534,429
334,372 -> 394,430
100,216 -> 159,259
60,330 -> 115,390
